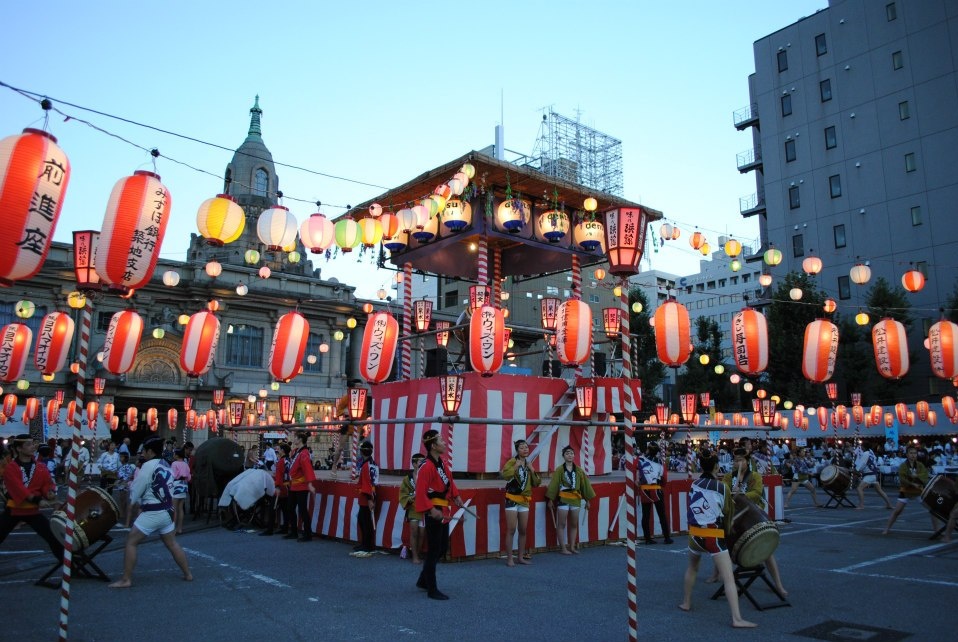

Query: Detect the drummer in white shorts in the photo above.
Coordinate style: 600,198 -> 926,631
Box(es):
109,437 -> 192,588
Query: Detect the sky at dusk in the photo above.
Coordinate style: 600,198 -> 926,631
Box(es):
2,1 -> 827,298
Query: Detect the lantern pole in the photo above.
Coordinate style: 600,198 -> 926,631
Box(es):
492,247 -> 502,307
618,275 -> 639,642
400,262 -> 413,380
58,297 -> 92,641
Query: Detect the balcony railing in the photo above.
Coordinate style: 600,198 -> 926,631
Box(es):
738,193 -> 766,217
736,147 -> 763,172
733,104 -> 759,129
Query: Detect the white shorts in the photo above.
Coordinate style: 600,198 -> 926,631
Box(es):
858,473 -> 879,485
505,505 -> 529,513
134,509 -> 175,537
556,503 -> 580,512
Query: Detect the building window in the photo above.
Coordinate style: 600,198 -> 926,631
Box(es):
784,139 -> 797,162
718,279 -> 727,288
707,281 -> 716,290
820,79 -> 832,102
777,50 -> 788,72
824,126 -> 837,150
781,94 -> 792,117
720,313 -> 730,323
916,261 -> 928,277
792,233 -> 804,258
443,289 -> 458,309
789,185 -> 800,209
833,224 -> 846,248
696,300 -> 703,310
741,274 -> 750,283
899,101 -> 910,120
707,298 -> 715,308
815,33 -> 827,56
731,276 -> 739,285
892,51 -> 904,70
588,294 -> 600,304
253,168 -> 268,196
886,2 -> 897,21
302,333 -> 325,373
904,152 -> 917,172
96,311 -> 115,333
910,205 -> 922,226
225,325 -> 264,367
829,174 -> 842,198
838,276 -> 851,300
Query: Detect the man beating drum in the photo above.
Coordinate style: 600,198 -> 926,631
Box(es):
854,444 -> 893,510
883,446 -> 939,536
0,435 -> 64,562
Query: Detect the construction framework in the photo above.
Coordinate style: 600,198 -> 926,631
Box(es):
532,109 -> 624,197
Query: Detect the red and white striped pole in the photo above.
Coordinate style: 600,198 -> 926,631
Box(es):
492,247 -> 502,307
400,262 -> 413,380
477,236 -> 488,291
58,300 -> 92,641
620,277 -> 638,642
349,427 -> 360,481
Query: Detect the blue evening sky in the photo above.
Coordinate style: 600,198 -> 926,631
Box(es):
2,1 -> 826,298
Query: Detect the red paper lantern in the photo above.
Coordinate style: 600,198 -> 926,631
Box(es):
126,406 -> 138,431
86,401 -> 99,425
872,318 -> 909,380
229,401 -> 245,427
555,300 -> 593,366
884,412 -> 894,428
167,408 -> 178,430
943,395 -> 957,419
852,405 -> 865,425
895,402 -> 908,423
802,319 -> 839,383
206,408 -> 217,430
793,408 -> 803,428
870,404 -> 883,425
185,409 -> 197,429
96,171 -> 171,291
102,310 -> 144,374
22,397 -> 39,423
110,416 -> 119,431
359,311 -> 399,384
602,307 -> 621,339
268,311 -> 310,383
3,393 -> 18,418
928,410 -> 938,427
102,403 -> 115,424
46,399 -> 60,425
654,300 -> 691,367
929,320 -> 958,380
901,270 -> 925,292
212,388 -> 226,406
574,384 -> 595,418
817,406 -> 829,431
435,320 -> 450,348
540,297 -> 561,331
0,323 -> 32,383
731,307 -> 768,375
0,129 -> 70,286
147,407 -> 159,431
183,395 -> 194,412
33,311 -> 75,375
906,411 -> 915,427
66,400 -> 76,427
469,304 -> 505,377
602,207 -> 649,276
280,395 -> 296,424
179,311 -> 221,377
414,299 -> 433,333
916,400 -> 929,422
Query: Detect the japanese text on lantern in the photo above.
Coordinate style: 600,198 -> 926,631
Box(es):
33,314 -> 57,371
480,308 -> 496,359
123,187 -> 167,282
17,158 -> 66,256
874,324 -> 890,373
732,314 -> 748,364
364,316 -> 388,371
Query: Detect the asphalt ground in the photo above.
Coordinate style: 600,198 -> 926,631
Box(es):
1,490 -> 955,641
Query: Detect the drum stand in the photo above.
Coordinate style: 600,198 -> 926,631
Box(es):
35,534 -> 113,589
821,486 -> 856,509
710,563 -> 791,611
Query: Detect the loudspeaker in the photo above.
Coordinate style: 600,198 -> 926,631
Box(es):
542,359 -> 563,376
593,352 -> 607,376
425,348 -> 448,377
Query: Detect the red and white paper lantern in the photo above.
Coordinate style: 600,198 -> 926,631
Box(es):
469,304 -> 505,376
180,311 -> 221,377
359,312 -> 399,384
802,319 -> 839,383
731,307 -> 768,375
33,311 -> 75,375
102,311 -> 143,374
0,129 -> 71,286
872,318 -> 909,380
654,300 -> 691,367
268,311 -> 309,382
929,320 -> 958,380
96,171 -> 171,291
0,323 -> 32,383
555,300 -> 593,366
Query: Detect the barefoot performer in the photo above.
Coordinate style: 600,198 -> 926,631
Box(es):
501,439 -> 541,566
546,445 -> 595,554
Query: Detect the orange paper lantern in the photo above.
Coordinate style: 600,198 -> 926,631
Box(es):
929,321 -> 958,380
102,311 -> 143,374
802,319 -> 839,383
469,304 -> 505,377
359,312 -> 399,384
33,311 -> 75,375
0,323 -> 32,383
555,300 -> 593,366
731,307 -> 768,375
268,311 -> 310,382
872,318 -> 909,379
901,270 -> 925,292
180,311 -> 221,377
654,300 -> 692,367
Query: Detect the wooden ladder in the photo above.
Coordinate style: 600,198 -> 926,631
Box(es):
527,380 -> 578,464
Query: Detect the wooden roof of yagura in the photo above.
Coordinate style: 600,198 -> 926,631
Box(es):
347,151 -> 663,281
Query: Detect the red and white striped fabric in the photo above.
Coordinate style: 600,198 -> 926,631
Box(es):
0,322 -> 33,383
731,307 -> 768,375
872,318 -> 909,380
580,377 -> 643,414
102,311 -> 144,374
0,129 -> 70,286
34,311 -> 75,375
96,171 -> 171,291
359,312 -> 399,384
469,304 -> 505,376
180,311 -> 221,377
555,299 -> 593,365
369,374 -> 612,474
929,320 -> 958,380
654,300 -> 691,367
802,319 -> 838,383
268,311 -> 309,382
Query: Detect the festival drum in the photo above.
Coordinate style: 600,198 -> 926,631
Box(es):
819,465 -> 852,493
921,474 -> 957,522
727,494 -> 780,568
50,487 -> 120,551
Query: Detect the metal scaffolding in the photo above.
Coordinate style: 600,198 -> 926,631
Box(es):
531,109 -> 624,196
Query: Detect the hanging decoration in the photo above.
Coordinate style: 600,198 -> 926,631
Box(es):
469,304 -> 505,377
442,198 -> 472,231
359,311 -> 399,384
179,311 -> 221,377
195,194 -> 244,246
536,208 -> 570,243
929,320 -> 958,380
871,318 -> 909,380
96,171 -> 171,292
267,311 -> 309,382
334,217 -> 361,252
603,207 -> 649,275
299,212 -> 335,254
33,311 -> 75,375
802,319 -> 839,383
654,300 -> 691,367
731,307 -> 768,375
555,300 -> 593,366
572,217 -> 604,251
0,129 -> 71,287
257,205 -> 297,251
901,269 -> 925,293
102,310 -> 144,374
0,323 -> 32,383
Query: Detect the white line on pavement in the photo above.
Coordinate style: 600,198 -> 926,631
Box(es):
182,547 -> 291,588
781,517 -> 881,536
0,550 -> 44,554
831,542 -> 948,572
833,569 -> 958,588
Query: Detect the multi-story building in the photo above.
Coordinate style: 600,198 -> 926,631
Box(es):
736,0 -> 958,395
